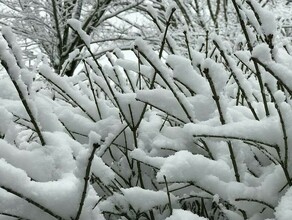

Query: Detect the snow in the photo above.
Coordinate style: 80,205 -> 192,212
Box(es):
0,35 -> 21,80
252,43 -> 273,62
222,209 -> 245,220
166,55 -> 210,95
131,149 -> 165,168
0,107 -> 12,136
115,92 -> 145,128
185,115 -> 281,146
165,209 -> 208,220
39,64 -> 99,121
1,1 -> 292,219
61,49 -> 80,74
116,59 -> 155,81
253,58 -> 292,93
21,69 -> 35,90
275,187 -> 292,220
156,151 -> 233,183
137,89 -> 189,122
0,159 -> 80,218
1,26 -> 24,68
146,4 -> 158,21
91,156 -> 115,184
69,49 -> 80,61
67,19 -> 91,48
0,139 -> 57,181
247,0 -> 277,36
201,58 -> 228,93
165,3 -> 177,20
120,187 -> 177,212
0,77 -> 18,99
213,36 -> 255,100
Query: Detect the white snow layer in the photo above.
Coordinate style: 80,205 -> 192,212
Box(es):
165,209 -> 208,220
157,151 -> 232,183
121,187 -> 177,212
275,187 -> 292,220
67,19 -> 91,47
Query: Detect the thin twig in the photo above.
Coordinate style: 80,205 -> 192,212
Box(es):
0,213 -> 31,220
74,143 -> 100,220
235,198 -> 274,210
1,186 -> 65,220
163,175 -> 173,215
1,60 -> 46,146
159,7 -> 176,58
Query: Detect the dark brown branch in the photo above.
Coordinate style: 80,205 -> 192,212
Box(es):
38,71 -> 96,122
1,186 -> 65,220
235,198 -> 274,210
1,60 -> 46,146
74,143 -> 100,220
159,7 -> 176,58
163,175 -> 173,215
0,212 -> 31,220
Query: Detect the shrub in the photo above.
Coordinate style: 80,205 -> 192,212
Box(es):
1,0 -> 292,219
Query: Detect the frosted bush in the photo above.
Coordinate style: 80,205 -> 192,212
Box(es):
1,1 -> 292,220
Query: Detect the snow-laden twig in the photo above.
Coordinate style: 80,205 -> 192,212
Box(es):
0,186 -> 66,220
0,33 -> 46,146
164,175 -> 173,215
265,85 -> 291,186
83,60 -> 102,120
0,212 -> 30,220
159,7 -> 176,58
74,143 -> 100,220
38,66 -> 96,122
213,38 -> 259,120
